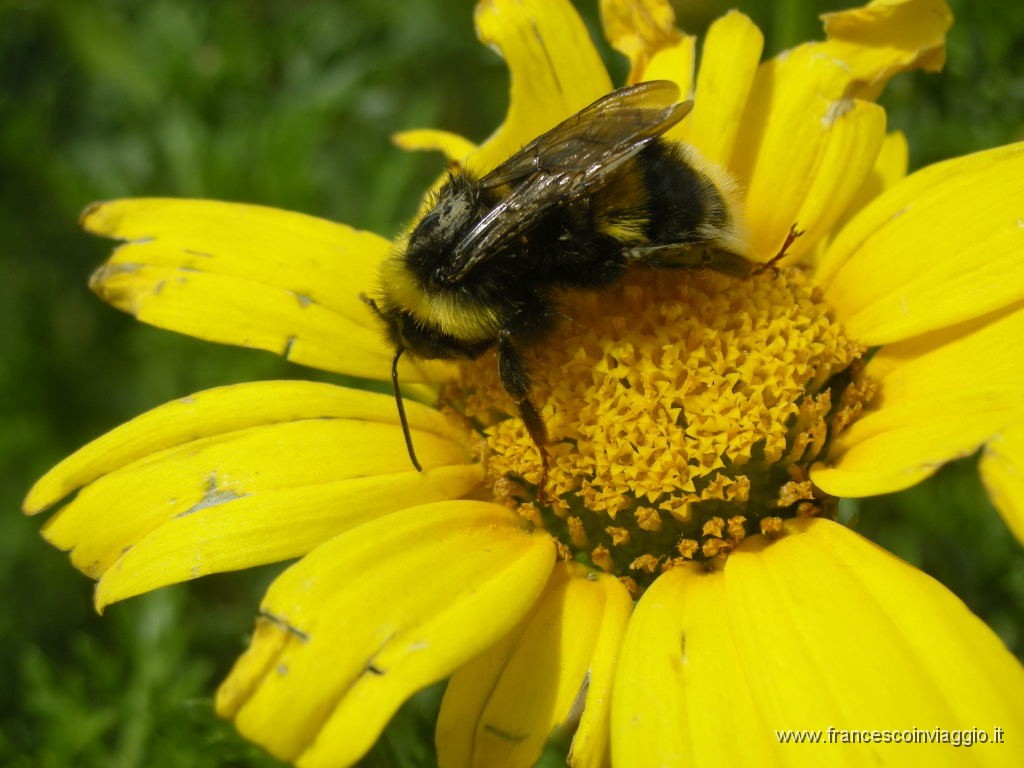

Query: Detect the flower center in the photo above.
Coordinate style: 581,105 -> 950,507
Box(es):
442,267 -> 869,593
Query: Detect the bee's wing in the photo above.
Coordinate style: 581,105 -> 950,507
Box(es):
439,81 -> 692,285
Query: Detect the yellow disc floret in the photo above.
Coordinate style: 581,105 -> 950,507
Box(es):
444,267 -> 867,590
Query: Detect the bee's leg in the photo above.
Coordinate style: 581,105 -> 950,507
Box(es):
752,223 -> 803,275
497,327 -> 550,500
625,243 -> 752,278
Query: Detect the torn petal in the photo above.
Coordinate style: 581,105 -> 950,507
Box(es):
27,382 -> 475,606
81,198 -> 451,382
731,47 -> 886,262
821,0 -> 952,100
25,380 -> 460,515
93,465 -> 483,609
781,99 -> 887,265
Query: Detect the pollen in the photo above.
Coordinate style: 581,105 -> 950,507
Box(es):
445,267 -> 868,590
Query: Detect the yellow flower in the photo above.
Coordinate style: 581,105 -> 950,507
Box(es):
24,0 -> 1024,766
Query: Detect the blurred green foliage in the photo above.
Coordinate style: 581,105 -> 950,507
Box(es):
1,1 -> 1022,766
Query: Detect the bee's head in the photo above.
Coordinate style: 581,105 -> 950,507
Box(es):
406,174 -> 481,285
364,293 -> 472,363
373,300 -> 413,354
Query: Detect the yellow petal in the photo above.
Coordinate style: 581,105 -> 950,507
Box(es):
82,198 -> 449,382
600,0 -> 683,83
611,562 -> 773,767
469,0 -> 611,175
672,11 -> 763,168
216,500 -> 555,768
27,382 -> 473,599
614,519 -> 1024,765
373,128 -> 477,223
980,423 -> 1024,546
821,0 -> 952,101
731,47 -> 887,262
635,36 -> 695,101
819,143 -> 1024,344
723,519 -> 1024,763
435,601 -> 528,768
859,303 -> 1024,403
436,562 -> 631,768
829,129 -> 909,240
391,129 -> 478,166
25,380 -> 460,514
600,0 -> 695,100
731,0 -> 951,262
48,416 -> 467,588
94,465 -> 483,609
812,400 -> 1014,498
567,572 -> 633,768
814,304 -> 1024,497
785,100 -> 888,265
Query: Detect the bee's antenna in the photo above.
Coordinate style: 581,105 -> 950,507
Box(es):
391,347 -> 423,472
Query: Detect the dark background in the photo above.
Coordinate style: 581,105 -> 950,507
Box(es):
2,1 -> 1023,765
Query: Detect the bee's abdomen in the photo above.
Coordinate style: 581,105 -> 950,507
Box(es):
636,141 -> 730,244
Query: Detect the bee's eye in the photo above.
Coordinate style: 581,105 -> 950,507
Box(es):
406,212 -> 441,264
430,266 -> 446,287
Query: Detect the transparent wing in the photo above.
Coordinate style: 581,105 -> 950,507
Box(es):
439,81 -> 692,285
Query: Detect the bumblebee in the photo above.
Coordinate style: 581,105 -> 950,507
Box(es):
366,80 -> 755,479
